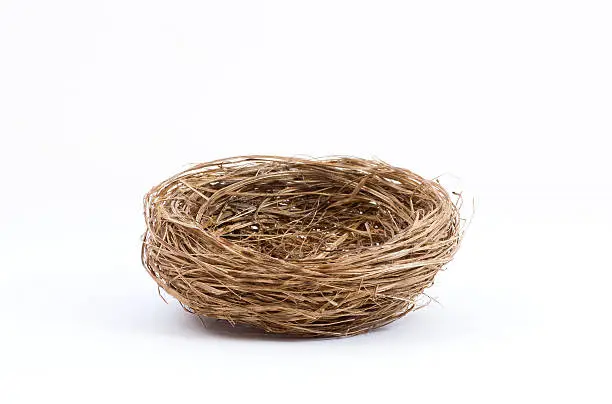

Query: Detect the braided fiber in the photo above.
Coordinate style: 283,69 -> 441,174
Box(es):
142,156 -> 462,337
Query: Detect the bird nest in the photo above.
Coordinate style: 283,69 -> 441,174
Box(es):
142,156 -> 463,337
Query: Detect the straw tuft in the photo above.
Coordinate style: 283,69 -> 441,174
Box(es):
142,156 -> 463,337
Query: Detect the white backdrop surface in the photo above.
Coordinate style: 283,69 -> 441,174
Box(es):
0,1 -> 610,403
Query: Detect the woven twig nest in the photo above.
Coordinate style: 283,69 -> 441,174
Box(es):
142,156 -> 462,337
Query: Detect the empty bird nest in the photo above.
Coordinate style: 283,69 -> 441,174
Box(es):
141,156 -> 464,337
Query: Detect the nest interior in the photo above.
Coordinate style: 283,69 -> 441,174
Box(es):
142,156 -> 462,337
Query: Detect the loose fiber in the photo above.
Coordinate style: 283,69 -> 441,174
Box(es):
142,156 -> 463,337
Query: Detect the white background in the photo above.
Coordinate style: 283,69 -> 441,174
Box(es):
1,1 -> 610,403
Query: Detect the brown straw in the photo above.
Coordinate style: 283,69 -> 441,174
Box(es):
141,156 -> 463,337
